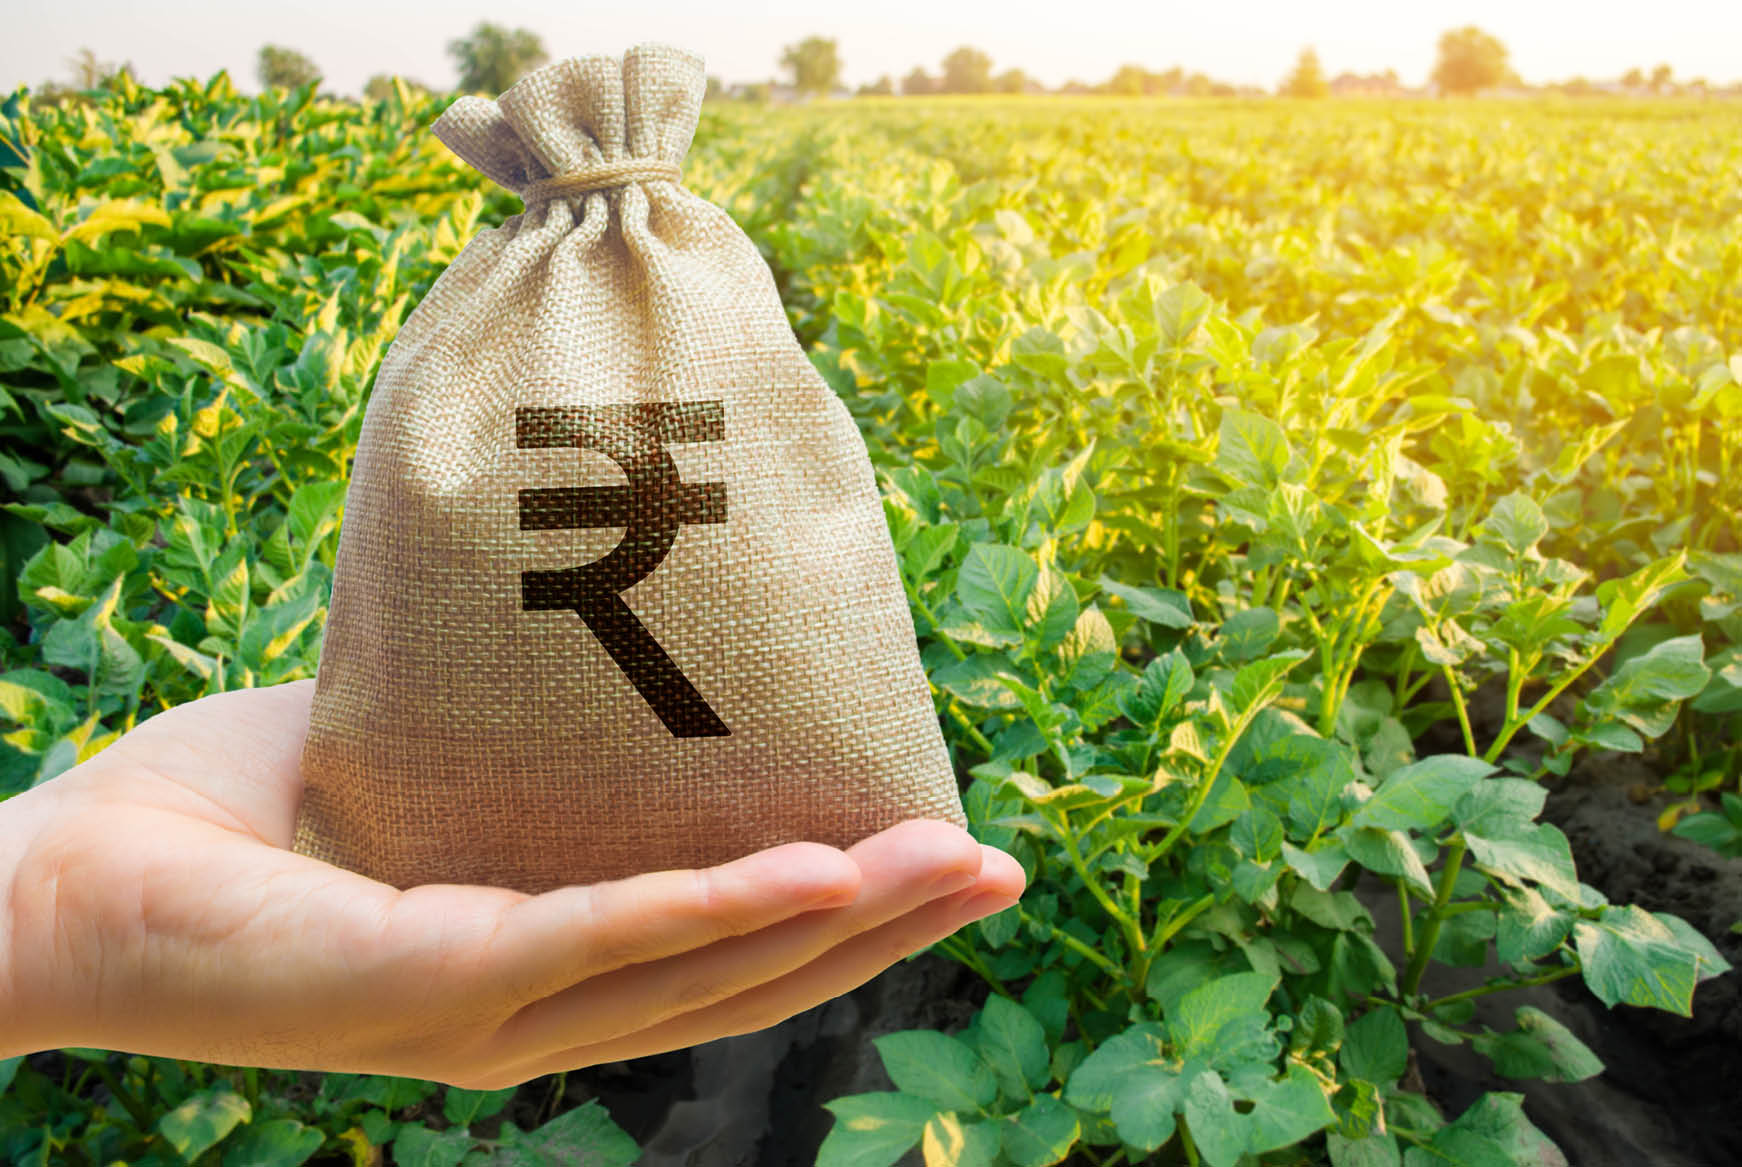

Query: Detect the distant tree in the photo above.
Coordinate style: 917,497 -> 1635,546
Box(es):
1279,48 -> 1329,98
1184,72 -> 1214,97
741,81 -> 773,103
901,67 -> 936,95
66,48 -> 128,90
258,45 -> 321,90
939,46 -> 994,93
447,23 -> 548,95
779,36 -> 841,96
1649,63 -> 1674,92
363,74 -> 431,102
1431,26 -> 1511,95
33,48 -> 132,107
857,75 -> 895,97
995,69 -> 1030,94
1106,64 -> 1149,96
1560,76 -> 1596,98
704,76 -> 725,102
1059,78 -> 1094,95
1620,67 -> 1644,89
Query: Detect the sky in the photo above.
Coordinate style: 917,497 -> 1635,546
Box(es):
6,0 -> 1741,96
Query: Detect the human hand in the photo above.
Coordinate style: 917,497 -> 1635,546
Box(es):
0,680 -> 1023,1088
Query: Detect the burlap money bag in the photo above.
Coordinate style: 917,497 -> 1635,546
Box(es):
292,45 -> 965,894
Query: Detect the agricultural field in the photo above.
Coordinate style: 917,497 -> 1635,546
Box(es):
2,72 -> 1741,1166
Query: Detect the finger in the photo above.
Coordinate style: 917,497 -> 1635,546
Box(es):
479,856 -> 1025,1085
475,820 -> 979,1021
479,827 -> 992,1061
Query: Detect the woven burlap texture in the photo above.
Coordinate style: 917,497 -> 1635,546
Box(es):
292,45 -> 965,895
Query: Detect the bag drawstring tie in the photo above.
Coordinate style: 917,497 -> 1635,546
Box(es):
520,160 -> 682,203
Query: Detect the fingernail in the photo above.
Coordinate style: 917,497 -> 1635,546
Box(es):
930,868 -> 980,898
959,892 -> 1019,921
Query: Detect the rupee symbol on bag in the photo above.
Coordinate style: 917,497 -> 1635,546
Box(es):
517,401 -> 729,738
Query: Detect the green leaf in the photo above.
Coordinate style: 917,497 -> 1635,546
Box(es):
1451,778 -> 1546,838
1327,1132 -> 1403,1167
1582,634 -> 1710,738
1407,1093 -> 1564,1167
41,574 -> 143,697
1167,971 -> 1278,1060
1182,1071 -> 1244,1167
64,198 -> 171,245
1154,281 -> 1212,347
1063,1024 -> 1181,1150
820,1093 -> 940,1167
288,480 -> 347,555
1471,1006 -> 1602,1083
220,1118 -> 325,1167
0,1055 -> 24,1098
0,191 -> 58,242
511,1099 -> 638,1167
925,359 -> 981,410
158,1086 -> 251,1161
1495,886 -> 1573,966
1219,606 -> 1279,661
1242,1064 -> 1338,1153
933,654 -> 1023,710
444,1086 -> 517,1128
1000,1095 -> 1079,1167
392,1124 -> 472,1167
0,669 -> 77,725
1144,942 -> 1242,1012
1594,555 -> 1688,644
1217,409 -> 1291,488
1058,606 -> 1116,688
1117,650 -> 1194,730
1479,493 -> 1548,557
975,995 -> 1051,1097
1230,649 -> 1310,715
1282,839 -> 1350,892
1341,827 -> 1434,897
1353,754 -> 1493,833
921,1112 -> 1000,1167
240,589 -> 323,671
1098,577 -> 1192,627
875,1031 -> 998,1113
957,544 -> 1038,636
1341,1006 -> 1408,1087
1575,906 -> 1704,1015
1465,822 -> 1580,902
1024,566 -> 1079,649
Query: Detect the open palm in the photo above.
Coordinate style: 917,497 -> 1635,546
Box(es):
0,680 -> 1022,1088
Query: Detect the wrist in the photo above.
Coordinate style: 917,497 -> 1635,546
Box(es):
0,782 -> 75,1057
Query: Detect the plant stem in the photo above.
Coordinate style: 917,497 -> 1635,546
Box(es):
936,933 -> 1011,997
1420,964 -> 1579,1012
1020,908 -> 1126,981
1057,831 -> 1145,973
92,1060 -> 153,1131
1180,1118 -> 1202,1167
1484,646 -> 1615,765
1443,665 -> 1477,756
1400,840 -> 1466,997
1150,701 -> 1264,868
1151,893 -> 1215,953
1397,879 -> 1414,954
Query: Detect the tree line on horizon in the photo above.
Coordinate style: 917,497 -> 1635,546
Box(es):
21,23 -> 1738,107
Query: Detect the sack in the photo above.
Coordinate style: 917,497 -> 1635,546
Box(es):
291,45 -> 964,894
